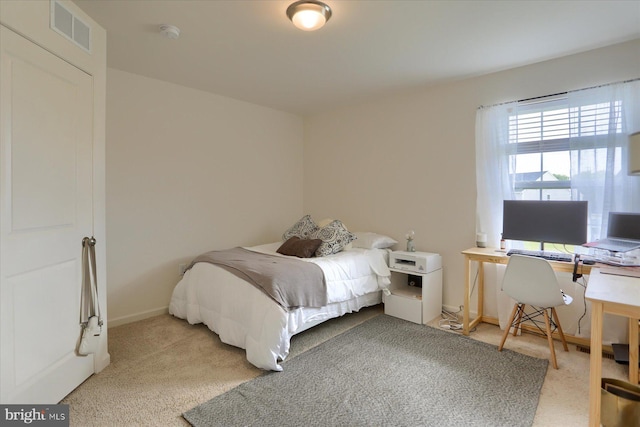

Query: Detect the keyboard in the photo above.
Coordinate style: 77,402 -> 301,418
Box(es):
506,249 -> 573,263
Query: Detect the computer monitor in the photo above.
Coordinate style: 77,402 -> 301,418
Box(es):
502,200 -> 588,246
608,212 -> 640,240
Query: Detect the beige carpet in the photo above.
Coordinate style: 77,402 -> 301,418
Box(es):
62,305 -> 628,426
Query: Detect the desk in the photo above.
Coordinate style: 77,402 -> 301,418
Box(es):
585,268 -> 640,427
461,247 -> 591,336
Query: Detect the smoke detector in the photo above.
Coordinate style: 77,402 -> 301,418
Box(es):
159,24 -> 180,40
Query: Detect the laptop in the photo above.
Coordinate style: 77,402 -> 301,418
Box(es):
584,212 -> 640,252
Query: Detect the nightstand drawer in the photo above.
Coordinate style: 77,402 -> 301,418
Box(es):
384,293 -> 422,324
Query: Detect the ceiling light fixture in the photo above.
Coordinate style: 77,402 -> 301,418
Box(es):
286,0 -> 332,31
159,24 -> 180,40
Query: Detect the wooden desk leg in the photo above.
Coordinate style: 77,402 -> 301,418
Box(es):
589,302 -> 604,427
629,317 -> 639,385
463,256 -> 470,336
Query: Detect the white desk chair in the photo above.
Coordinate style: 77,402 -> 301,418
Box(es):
498,254 -> 571,369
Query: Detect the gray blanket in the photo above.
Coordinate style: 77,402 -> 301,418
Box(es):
187,247 -> 327,310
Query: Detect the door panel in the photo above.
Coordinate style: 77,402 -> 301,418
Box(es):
1,26 -> 95,403
12,259 -> 79,385
11,56 -> 79,231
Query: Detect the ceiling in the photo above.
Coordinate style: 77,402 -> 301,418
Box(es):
73,0 -> 640,116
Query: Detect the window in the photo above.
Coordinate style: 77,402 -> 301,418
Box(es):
507,97 -> 623,202
475,80 -> 639,337
476,80 -> 639,251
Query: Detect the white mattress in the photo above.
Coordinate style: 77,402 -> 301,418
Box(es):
169,243 -> 390,371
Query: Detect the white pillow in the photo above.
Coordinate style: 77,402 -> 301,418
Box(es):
351,232 -> 397,249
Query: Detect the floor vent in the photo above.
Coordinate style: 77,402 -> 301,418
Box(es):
576,345 -> 615,360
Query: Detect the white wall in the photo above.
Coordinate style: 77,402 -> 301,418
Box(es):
106,69 -> 304,325
303,39 -> 640,313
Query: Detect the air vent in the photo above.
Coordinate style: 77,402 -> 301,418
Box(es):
576,345 -> 616,360
50,0 -> 91,53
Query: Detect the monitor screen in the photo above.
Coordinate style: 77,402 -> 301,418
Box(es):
502,200 -> 588,246
608,212 -> 640,240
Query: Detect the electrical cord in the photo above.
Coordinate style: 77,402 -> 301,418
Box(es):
469,266 -> 479,302
439,305 -> 471,332
442,266 -> 480,333
576,274 -> 588,335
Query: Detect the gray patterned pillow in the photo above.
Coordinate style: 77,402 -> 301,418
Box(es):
311,220 -> 356,257
282,215 -> 319,241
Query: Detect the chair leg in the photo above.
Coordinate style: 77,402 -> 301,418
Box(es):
551,307 -> 569,352
499,303 -> 519,352
513,304 -> 525,336
543,309 -> 559,369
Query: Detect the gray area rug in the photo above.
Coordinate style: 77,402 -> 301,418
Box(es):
184,315 -> 548,427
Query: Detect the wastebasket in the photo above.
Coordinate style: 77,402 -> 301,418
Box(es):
601,378 -> 640,427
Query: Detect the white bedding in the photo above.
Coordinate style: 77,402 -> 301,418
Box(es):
168,242 -> 391,371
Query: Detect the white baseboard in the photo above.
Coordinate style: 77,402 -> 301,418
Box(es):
108,306 -> 169,328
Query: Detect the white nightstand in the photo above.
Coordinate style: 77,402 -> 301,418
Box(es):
383,251 -> 442,324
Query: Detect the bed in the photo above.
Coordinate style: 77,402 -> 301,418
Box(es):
169,221 -> 395,371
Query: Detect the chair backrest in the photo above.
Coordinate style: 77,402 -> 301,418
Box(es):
501,255 -> 565,308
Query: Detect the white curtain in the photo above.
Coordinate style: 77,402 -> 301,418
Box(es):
566,81 -> 640,342
475,80 -> 640,337
475,102 -> 518,249
475,102 -> 518,329
569,80 -> 640,237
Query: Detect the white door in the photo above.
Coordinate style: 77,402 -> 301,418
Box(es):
1,25 -> 95,403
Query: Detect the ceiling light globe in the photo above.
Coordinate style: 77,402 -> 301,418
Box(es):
287,1 -> 332,31
292,10 -> 325,31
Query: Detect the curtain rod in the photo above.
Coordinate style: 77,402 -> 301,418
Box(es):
478,78 -> 640,110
